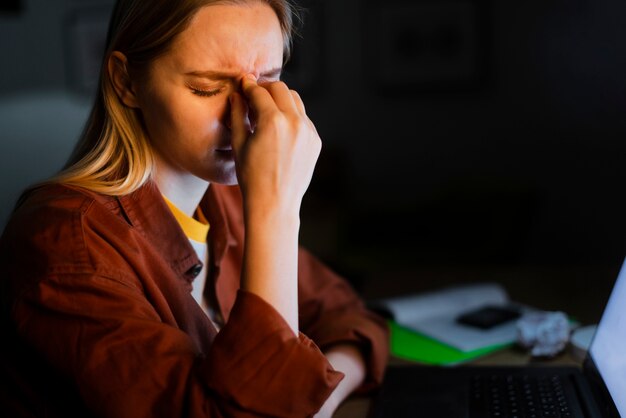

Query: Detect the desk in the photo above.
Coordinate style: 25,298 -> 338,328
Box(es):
333,344 -> 584,418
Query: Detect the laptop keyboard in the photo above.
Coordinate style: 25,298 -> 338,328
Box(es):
470,373 -> 574,418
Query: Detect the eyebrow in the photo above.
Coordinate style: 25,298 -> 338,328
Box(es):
184,67 -> 283,80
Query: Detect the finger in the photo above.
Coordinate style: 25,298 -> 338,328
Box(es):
290,90 -> 319,141
287,89 -> 316,136
290,89 -> 306,116
308,117 -> 319,137
241,75 -> 277,116
229,92 -> 249,158
261,81 -> 298,113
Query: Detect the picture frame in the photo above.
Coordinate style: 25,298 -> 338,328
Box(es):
363,0 -> 491,96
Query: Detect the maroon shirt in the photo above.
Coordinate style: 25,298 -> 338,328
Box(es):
0,181 -> 388,417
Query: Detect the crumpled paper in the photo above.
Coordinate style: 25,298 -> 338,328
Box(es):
516,311 -> 570,357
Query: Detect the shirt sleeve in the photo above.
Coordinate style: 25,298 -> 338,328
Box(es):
12,274 -> 343,418
297,247 -> 390,393
204,290 -> 344,415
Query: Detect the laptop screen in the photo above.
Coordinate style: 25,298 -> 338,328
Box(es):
589,257 -> 626,416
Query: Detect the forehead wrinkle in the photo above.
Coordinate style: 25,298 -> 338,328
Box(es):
166,3 -> 284,77
185,41 -> 280,79
208,25 -> 281,71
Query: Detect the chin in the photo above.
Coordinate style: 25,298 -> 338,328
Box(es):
217,176 -> 239,186
204,167 -> 239,186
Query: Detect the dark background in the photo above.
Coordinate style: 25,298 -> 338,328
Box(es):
1,0 -> 625,324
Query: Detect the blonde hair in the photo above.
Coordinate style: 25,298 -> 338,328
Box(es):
53,0 -> 298,195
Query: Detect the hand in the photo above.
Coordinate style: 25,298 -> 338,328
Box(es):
314,395 -> 339,418
230,74 -> 321,217
315,345 -> 367,418
229,75 -> 320,333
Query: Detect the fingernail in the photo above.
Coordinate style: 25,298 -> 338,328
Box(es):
245,73 -> 257,81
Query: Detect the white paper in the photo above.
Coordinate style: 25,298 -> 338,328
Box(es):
377,283 -> 525,352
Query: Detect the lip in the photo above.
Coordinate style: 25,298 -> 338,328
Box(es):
215,144 -> 233,152
215,147 -> 234,160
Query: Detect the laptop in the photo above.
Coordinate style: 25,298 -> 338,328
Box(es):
368,257 -> 626,418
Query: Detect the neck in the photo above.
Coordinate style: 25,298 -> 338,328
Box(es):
153,158 -> 209,217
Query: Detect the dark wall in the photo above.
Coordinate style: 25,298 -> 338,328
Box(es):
1,0 -> 625,320
0,0 -> 111,227
288,0 -> 626,273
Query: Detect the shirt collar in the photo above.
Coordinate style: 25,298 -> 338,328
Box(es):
117,181 -> 236,279
117,181 -> 200,281
161,194 -> 210,244
199,183 -> 237,267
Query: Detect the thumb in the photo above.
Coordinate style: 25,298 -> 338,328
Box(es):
229,92 -> 249,159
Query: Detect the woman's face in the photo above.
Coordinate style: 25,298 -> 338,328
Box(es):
134,2 -> 284,185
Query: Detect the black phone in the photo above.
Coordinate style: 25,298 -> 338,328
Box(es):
456,305 -> 522,330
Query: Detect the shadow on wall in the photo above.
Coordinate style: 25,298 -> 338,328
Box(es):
0,91 -> 90,229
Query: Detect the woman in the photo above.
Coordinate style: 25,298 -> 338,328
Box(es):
0,0 -> 388,417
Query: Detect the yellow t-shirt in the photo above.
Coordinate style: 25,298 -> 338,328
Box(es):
162,195 -> 222,328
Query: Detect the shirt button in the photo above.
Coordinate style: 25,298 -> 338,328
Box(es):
187,263 -> 203,278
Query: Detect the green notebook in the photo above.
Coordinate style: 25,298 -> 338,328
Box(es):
389,320 -> 512,365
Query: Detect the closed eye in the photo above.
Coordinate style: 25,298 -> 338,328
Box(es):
190,87 -> 223,97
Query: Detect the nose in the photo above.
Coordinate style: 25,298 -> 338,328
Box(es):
224,95 -> 233,130
225,93 -> 255,133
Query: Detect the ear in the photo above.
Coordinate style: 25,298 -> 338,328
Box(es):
108,51 -> 140,108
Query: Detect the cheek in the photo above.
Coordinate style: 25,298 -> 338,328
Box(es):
139,91 -> 180,140
185,100 -> 225,137
142,94 -> 226,145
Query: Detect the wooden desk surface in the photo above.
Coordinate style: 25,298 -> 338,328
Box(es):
333,344 -> 585,418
